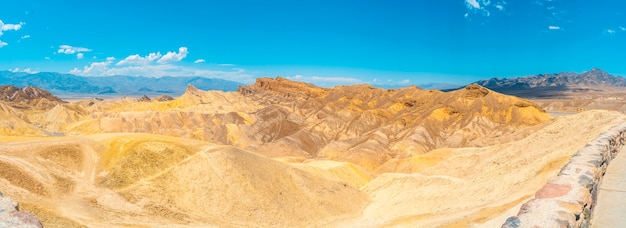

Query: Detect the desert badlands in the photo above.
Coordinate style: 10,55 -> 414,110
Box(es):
0,78 -> 625,227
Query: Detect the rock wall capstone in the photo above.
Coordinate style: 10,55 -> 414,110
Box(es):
502,122 -> 626,228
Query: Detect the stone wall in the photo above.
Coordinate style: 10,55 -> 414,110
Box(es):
502,122 -> 626,228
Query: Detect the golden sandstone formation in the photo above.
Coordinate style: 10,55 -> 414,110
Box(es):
0,78 -> 624,227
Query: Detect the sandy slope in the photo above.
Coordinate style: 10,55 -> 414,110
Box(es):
0,134 -> 368,227
335,110 -> 626,227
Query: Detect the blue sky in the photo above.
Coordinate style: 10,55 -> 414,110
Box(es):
1,0 -> 625,88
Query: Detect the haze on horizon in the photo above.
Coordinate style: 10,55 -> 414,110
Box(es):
1,0 -> 625,88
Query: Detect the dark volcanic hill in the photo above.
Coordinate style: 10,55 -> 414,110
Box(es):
0,71 -> 242,97
472,68 -> 626,98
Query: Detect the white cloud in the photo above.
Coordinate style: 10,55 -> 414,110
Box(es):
218,63 -> 235,67
464,0 -> 505,17
548,25 -> 561,30
147,52 -> 162,61
77,53 -> 84,59
194,59 -> 206,63
157,47 -> 188,64
0,20 -> 25,47
106,56 -> 116,61
287,74 -> 361,86
0,20 -> 24,36
621,26 -> 626,31
23,68 -> 38,74
399,79 -> 410,84
20,35 -> 30,39
465,0 -> 481,9
58,45 -> 92,54
310,76 -> 360,83
116,52 -> 162,66
9,68 -> 38,74
70,61 -> 113,76
606,29 -> 616,34
115,47 -> 188,66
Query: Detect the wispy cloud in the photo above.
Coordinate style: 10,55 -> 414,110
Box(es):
0,19 -> 25,47
310,76 -> 361,83
548,25 -> 561,30
77,53 -> 84,59
20,35 -> 30,39
106,56 -> 116,61
286,74 -> 361,87
218,64 -> 235,67
464,0 -> 506,17
0,20 -> 24,35
10,68 -> 39,74
71,61 -> 253,81
465,0 -> 480,9
194,59 -> 206,63
58,45 -> 92,54
495,4 -> 505,11
603,26 -> 626,35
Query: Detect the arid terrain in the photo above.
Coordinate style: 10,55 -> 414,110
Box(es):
0,77 -> 625,227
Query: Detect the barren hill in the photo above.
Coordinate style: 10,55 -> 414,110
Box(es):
36,78 -> 551,170
0,78 -> 623,227
238,78 -> 550,169
0,85 -> 64,109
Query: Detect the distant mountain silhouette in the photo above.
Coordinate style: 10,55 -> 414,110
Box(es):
464,68 -> 626,98
0,71 -> 242,96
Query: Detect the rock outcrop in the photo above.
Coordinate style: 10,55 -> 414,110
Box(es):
0,85 -> 65,109
0,192 -> 43,228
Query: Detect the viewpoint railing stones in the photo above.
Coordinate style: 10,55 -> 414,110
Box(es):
502,122 -> 626,228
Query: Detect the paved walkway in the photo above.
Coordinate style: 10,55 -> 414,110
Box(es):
592,147 -> 626,228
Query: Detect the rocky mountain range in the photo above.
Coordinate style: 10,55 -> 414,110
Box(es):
472,68 -> 626,98
0,71 -> 242,97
